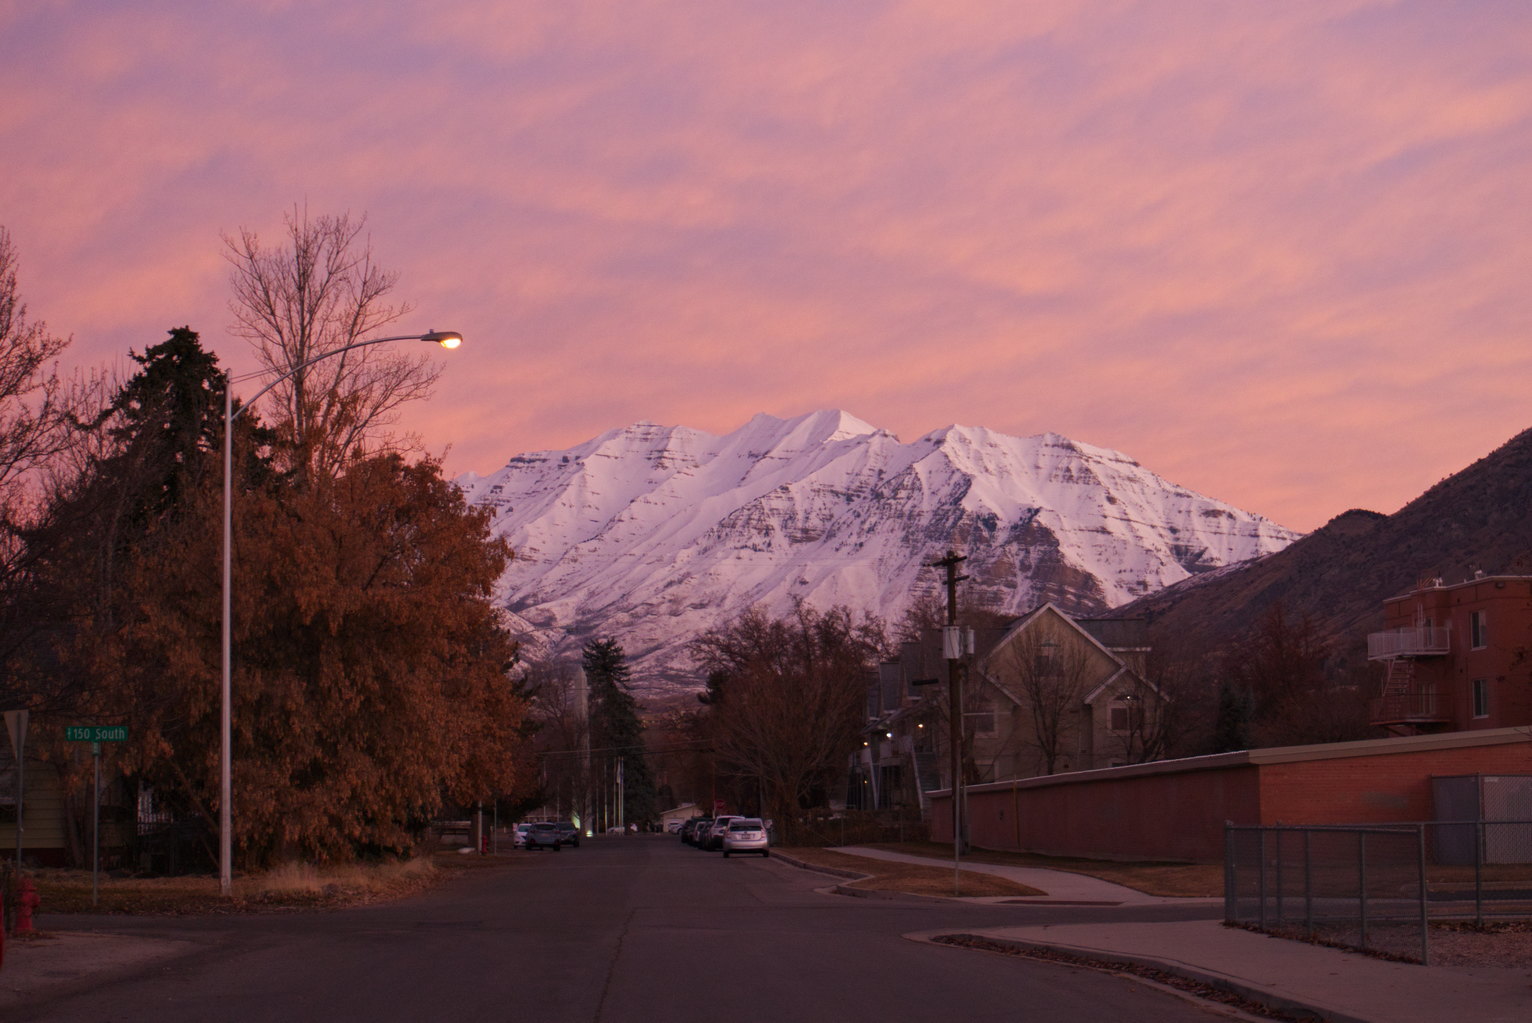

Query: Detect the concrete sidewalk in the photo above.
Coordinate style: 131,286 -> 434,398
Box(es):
946,919 -> 1532,1023
829,847 -> 1531,1022
1,930 -> 197,1012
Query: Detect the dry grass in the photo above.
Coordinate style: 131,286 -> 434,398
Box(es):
856,841 -> 1224,898
1431,920 -> 1532,968
778,847 -> 1045,898
30,854 -> 456,915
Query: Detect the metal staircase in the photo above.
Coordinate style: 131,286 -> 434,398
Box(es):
1382,657 -> 1415,699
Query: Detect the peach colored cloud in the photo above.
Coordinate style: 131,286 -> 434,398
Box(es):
2,1 -> 1530,535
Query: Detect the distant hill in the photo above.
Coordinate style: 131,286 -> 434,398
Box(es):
1120,427 -> 1532,671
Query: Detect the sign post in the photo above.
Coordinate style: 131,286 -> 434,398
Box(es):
65,727 -> 128,907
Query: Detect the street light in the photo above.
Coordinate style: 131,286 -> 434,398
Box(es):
219,330 -> 461,895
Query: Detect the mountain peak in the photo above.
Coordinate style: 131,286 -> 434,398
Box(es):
738,409 -> 882,447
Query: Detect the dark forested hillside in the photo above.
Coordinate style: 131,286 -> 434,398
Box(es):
1121,427 -> 1532,674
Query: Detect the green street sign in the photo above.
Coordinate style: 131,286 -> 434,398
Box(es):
65,726 -> 128,742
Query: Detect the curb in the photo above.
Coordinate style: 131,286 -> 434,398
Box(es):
927,932 -> 1359,1023
766,851 -> 869,882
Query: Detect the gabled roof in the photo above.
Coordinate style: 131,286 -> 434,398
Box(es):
990,601 -> 1128,666
984,602 -> 1158,704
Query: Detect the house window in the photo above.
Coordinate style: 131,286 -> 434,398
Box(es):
1109,699 -> 1139,734
1470,611 -> 1487,649
965,695 -> 997,736
1472,678 -> 1489,718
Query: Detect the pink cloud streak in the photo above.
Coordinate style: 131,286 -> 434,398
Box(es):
2,1 -> 1530,533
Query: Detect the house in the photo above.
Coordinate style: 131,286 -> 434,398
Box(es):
658,802 -> 703,832
972,604 -> 1160,778
1369,574 -> 1532,735
0,748 -> 69,867
852,605 -> 1160,813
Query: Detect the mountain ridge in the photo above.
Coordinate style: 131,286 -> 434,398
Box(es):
459,410 -> 1301,692
1119,426 -> 1532,669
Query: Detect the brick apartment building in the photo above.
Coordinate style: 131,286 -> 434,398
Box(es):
1370,574 -> 1532,734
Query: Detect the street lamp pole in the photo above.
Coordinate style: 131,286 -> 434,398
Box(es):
219,330 -> 461,895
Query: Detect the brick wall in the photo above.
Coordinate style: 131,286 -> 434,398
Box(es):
932,731 -> 1532,862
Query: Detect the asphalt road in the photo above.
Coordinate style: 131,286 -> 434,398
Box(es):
14,837 -> 1229,1023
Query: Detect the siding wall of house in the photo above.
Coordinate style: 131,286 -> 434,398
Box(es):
0,754 -> 69,862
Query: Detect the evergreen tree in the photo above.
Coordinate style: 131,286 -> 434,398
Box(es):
21,328 -> 240,718
582,639 -> 657,828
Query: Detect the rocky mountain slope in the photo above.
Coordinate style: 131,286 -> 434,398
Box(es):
457,410 -> 1299,692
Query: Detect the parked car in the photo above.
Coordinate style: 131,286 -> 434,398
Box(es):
512,822 -> 533,848
704,815 -> 743,851
525,821 -> 562,851
554,821 -> 581,847
681,817 -> 709,845
722,818 -> 769,857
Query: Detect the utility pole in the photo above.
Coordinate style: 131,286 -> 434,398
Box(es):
926,551 -> 968,892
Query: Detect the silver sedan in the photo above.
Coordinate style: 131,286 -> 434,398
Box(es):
721,818 -> 769,857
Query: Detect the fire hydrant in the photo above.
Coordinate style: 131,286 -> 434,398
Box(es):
15,878 -> 39,936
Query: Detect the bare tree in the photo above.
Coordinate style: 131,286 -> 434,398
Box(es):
1227,602 -> 1371,748
224,207 -> 439,478
692,602 -> 885,832
0,227 -> 77,705
0,227 -> 71,507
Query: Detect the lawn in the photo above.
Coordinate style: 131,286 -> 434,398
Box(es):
853,841 -> 1224,898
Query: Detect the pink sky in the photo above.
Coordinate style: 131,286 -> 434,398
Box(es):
4,1 -> 1530,533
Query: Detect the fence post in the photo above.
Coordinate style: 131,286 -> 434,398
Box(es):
1474,818 -> 1484,928
1303,829 -> 1313,936
1257,830 -> 1268,930
1223,823 -> 1235,922
1274,827 -> 1285,927
1417,824 -> 1429,966
1358,830 -> 1369,952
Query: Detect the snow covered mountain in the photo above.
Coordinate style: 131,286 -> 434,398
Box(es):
456,410 -> 1300,693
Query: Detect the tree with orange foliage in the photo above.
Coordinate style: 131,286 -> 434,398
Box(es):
112,452 -> 528,865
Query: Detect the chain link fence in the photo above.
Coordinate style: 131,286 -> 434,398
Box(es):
1422,818 -> 1532,925
1225,823 -> 1430,963
1226,819 -> 1532,964
780,809 -> 927,847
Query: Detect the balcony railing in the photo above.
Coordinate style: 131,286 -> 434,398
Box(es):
1370,689 -> 1451,726
1368,626 -> 1451,660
